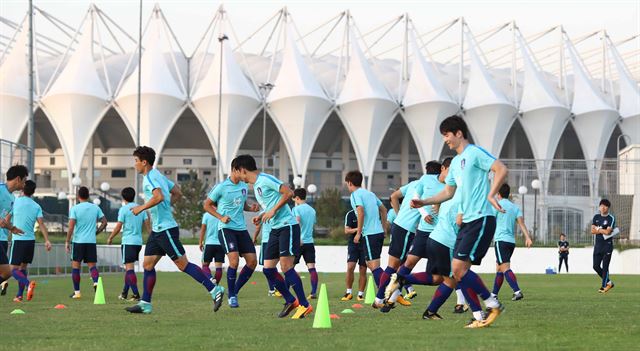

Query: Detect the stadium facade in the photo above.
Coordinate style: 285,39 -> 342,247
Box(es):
1,5 -> 639,242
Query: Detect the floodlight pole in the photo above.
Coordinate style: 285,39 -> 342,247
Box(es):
27,0 -> 35,174
259,83 -> 274,172
217,33 -> 228,183
135,0 -> 143,203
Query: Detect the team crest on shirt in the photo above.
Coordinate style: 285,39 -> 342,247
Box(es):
461,159 -> 466,170
257,187 -> 263,196
242,189 -> 247,196
233,196 -> 243,206
603,220 -> 608,225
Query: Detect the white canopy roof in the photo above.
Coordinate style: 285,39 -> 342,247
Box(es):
609,40 -> 640,143
462,31 -> 517,156
267,23 -> 333,181
337,27 -> 397,184
41,15 -> 110,176
191,17 -> 261,176
402,31 -> 458,163
115,8 -> 187,154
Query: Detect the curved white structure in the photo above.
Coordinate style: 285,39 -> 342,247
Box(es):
608,40 -> 640,144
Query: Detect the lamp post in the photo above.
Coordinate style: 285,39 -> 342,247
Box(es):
293,176 -> 303,189
216,33 -> 229,184
531,179 -> 541,240
258,83 -> 274,172
307,184 -> 317,205
99,182 -> 110,211
71,176 -> 82,208
518,185 -> 528,236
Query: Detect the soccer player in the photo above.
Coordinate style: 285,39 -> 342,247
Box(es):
107,187 -> 151,301
386,160 -> 449,306
125,146 -> 225,314
591,199 -> 616,293
490,183 -> 533,301
344,170 -> 388,308
411,116 -> 508,328
234,154 -> 312,319
292,188 -> 318,299
385,194 -> 462,319
65,186 -> 107,299
199,212 -> 224,285
253,217 -> 277,296
558,233 -> 569,273
342,208 -> 366,301
0,165 -> 28,297
203,164 -> 260,309
7,180 -> 52,302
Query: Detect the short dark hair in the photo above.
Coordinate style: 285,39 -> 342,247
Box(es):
232,155 -> 257,172
23,180 -> 36,196
498,183 -> 510,198
560,233 -> 566,238
345,171 -> 363,187
121,187 -> 136,202
293,188 -> 307,200
442,157 -> 452,169
599,199 -> 611,208
133,146 -> 156,166
425,161 -> 442,175
77,186 -> 90,200
6,165 -> 28,181
439,115 -> 469,139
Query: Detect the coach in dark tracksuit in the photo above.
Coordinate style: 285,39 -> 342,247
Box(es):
591,199 -> 615,293
558,233 -> 569,273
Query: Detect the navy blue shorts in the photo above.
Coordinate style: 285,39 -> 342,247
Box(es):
494,241 -> 516,264
295,243 -> 316,264
426,238 -> 453,276
0,240 -> 8,265
72,243 -> 98,263
265,224 -> 301,260
363,233 -> 384,261
10,240 -> 35,265
219,228 -> 256,255
121,244 -> 142,264
144,227 -> 185,261
408,230 -> 430,258
259,242 -> 268,265
453,216 -> 496,265
347,236 -> 366,266
388,224 -> 415,261
202,244 -> 225,263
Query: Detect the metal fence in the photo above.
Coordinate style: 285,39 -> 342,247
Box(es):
21,244 -> 131,277
0,139 -> 31,176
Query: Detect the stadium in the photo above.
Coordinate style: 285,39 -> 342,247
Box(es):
0,1 -> 639,350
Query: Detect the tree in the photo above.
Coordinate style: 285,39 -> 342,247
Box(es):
315,187 -> 347,228
173,171 -> 208,237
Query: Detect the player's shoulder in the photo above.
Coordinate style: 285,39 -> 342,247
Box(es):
468,144 -> 496,160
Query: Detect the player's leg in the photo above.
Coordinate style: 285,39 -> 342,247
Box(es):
0,240 -> 10,295
201,244 -> 213,280
70,243 -> 83,298
601,246 -> 614,292
558,255 -> 563,273
492,243 -> 505,296
363,234 -> 384,286
86,243 -> 100,291
124,245 -> 141,300
376,225 -> 407,301
593,247 -> 605,289
214,245 -> 225,284
424,276 -> 455,319
344,261 -> 355,300
119,245 -> 130,299
564,255 -> 569,273
220,229 -> 241,300
233,231 -> 257,301
304,244 -> 318,298
262,230 -> 298,316
278,225 -> 312,318
10,241 -> 30,301
357,263 -> 367,300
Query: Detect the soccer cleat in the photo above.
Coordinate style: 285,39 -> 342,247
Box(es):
396,295 -> 412,306
464,318 -> 489,329
482,302 -> 505,326
453,304 -> 469,314
0,281 -> 8,296
603,282 -> 615,293
308,293 -> 317,300
422,310 -> 443,320
211,285 -> 225,312
291,304 -> 313,319
274,290 -> 282,297
341,293 -> 353,301
69,292 -> 82,299
278,300 -> 300,318
229,296 -> 239,308
405,290 -> 418,300
598,287 -> 605,293
268,290 -> 276,297
118,292 -> 128,301
13,296 -> 23,303
129,294 -> 141,302
385,273 -> 404,299
26,281 -> 36,301
126,301 -> 152,314
380,302 -> 396,313
512,291 -> 524,301
357,294 -> 364,301
371,301 -> 385,309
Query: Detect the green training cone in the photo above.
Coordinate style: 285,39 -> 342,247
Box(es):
312,283 -> 331,329
11,309 -> 25,314
93,277 -> 106,305
340,309 -> 355,314
364,275 -> 376,304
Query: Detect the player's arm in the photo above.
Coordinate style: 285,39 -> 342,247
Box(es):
516,217 -> 533,248
169,183 -> 182,205
203,198 -> 230,223
262,185 -> 293,222
244,201 -> 260,213
199,223 -> 206,251
132,188 -> 164,215
144,216 -> 151,234
390,189 -> 402,215
253,222 -> 262,244
411,185 -> 455,208
379,204 -> 388,236
96,216 -> 108,234
107,222 -> 123,245
602,216 -> 614,235
65,219 -> 76,253
354,206 -> 365,244
1,213 -> 22,235
487,159 -> 508,213
36,217 -> 52,251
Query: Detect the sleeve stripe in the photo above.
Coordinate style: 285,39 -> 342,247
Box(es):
471,144 -> 496,160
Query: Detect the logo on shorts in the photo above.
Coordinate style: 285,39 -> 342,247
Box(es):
229,242 -> 235,250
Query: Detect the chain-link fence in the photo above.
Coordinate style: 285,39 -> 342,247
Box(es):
0,139 -> 32,176
20,244 -> 132,277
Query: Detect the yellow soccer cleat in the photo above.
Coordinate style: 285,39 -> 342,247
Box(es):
602,282 -> 615,293
482,303 -> 505,326
341,293 -> 353,301
404,290 -> 417,300
356,294 -> 364,301
384,274 -> 401,300
396,295 -> 412,306
464,318 -> 489,329
291,305 -> 313,319
274,290 -> 282,297
69,292 -> 82,299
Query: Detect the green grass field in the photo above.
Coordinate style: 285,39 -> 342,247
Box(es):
1,272 -> 638,350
